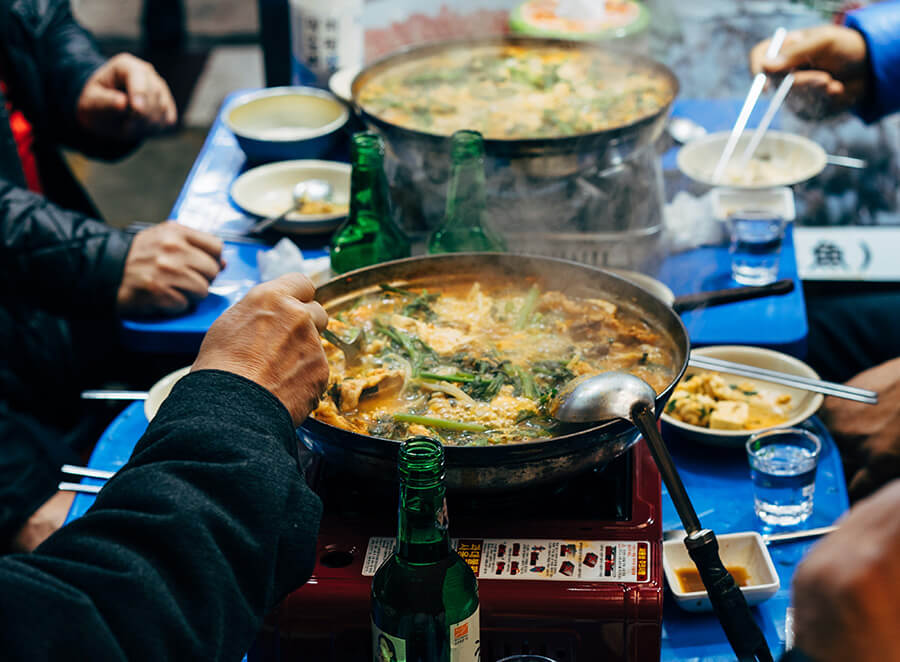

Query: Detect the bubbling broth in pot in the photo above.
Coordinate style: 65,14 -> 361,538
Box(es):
312,277 -> 680,446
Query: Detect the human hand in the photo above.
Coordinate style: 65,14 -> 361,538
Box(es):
76,53 -> 177,141
191,273 -> 330,425
116,221 -> 225,317
749,25 -> 869,120
819,357 -> 900,501
791,479 -> 900,662
12,490 -> 76,552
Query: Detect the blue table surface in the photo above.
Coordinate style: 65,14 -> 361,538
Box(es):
68,402 -> 847,661
119,94 -> 807,356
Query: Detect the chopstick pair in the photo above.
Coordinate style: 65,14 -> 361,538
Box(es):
58,464 -> 116,495
687,354 -> 878,405
712,27 -> 794,183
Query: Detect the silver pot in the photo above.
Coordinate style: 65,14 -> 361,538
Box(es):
299,253 -> 690,492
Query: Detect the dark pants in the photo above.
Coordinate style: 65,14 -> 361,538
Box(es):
804,281 -> 900,383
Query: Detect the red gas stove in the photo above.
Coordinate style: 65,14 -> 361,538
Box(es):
258,440 -> 663,662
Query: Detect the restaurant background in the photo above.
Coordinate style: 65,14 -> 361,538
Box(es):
63,0 -> 900,237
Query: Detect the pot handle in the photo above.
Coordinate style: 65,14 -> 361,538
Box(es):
672,279 -> 794,313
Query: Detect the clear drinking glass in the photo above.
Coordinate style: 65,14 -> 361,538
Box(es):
746,428 -> 822,526
727,210 -> 787,286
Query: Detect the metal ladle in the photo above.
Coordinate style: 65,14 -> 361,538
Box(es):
551,372 -> 774,662
249,179 -> 333,234
321,327 -> 365,366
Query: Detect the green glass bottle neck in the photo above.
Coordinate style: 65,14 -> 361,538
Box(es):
348,164 -> 392,226
396,481 -> 451,564
443,155 -> 488,230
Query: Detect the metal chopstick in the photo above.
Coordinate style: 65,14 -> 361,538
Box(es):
687,355 -> 878,404
762,525 -> 838,545
712,27 -> 787,184
734,72 -> 795,170
58,482 -> 103,495
81,390 -> 148,401
61,464 -> 116,480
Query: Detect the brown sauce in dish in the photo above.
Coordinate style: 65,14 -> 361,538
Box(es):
312,278 -> 680,447
676,566 -> 751,593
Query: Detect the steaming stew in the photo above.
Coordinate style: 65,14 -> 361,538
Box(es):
312,279 -> 679,446
356,44 -> 674,139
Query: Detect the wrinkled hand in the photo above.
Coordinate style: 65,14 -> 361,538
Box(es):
76,53 -> 177,141
116,221 -> 224,317
12,491 -> 76,552
819,356 -> 900,501
749,25 -> 869,120
191,273 -> 330,425
792,479 -> 900,662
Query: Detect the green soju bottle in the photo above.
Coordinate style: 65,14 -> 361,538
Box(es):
371,437 -> 480,662
330,132 -> 410,274
427,130 -> 507,254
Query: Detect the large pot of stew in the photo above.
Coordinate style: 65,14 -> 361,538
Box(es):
350,36 -> 679,180
299,254 -> 689,491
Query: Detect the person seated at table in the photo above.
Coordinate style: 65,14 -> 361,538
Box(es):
0,273 -> 330,661
1,0 -> 226,551
784,478 -> 900,662
749,3 -> 900,501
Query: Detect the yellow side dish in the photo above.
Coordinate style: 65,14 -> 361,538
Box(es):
665,371 -> 792,430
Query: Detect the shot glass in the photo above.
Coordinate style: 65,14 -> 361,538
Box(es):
727,210 -> 787,286
746,428 -> 822,527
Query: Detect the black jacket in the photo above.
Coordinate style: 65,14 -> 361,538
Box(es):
0,0 -> 136,546
0,370 -> 324,661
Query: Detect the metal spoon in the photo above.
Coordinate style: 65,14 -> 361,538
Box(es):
321,327 -> 365,366
551,372 -> 773,662
668,116 -> 708,145
248,179 -> 333,235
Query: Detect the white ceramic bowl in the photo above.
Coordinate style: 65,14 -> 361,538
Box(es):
663,531 -> 780,612
677,130 -> 827,189
660,345 -> 824,447
328,66 -> 360,105
145,366 -> 191,422
224,87 -> 348,163
230,160 -> 351,235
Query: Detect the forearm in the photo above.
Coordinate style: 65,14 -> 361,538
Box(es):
845,1 -> 900,122
0,179 -> 131,316
0,370 -> 322,661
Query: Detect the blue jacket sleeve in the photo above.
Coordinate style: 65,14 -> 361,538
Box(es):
845,0 -> 900,122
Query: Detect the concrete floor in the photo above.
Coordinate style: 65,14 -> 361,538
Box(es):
66,130 -> 208,228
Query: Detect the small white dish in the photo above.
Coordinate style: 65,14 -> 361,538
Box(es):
678,130 -> 827,189
145,366 -> 191,422
328,66 -> 361,105
711,186 -> 796,222
663,531 -> 780,612
230,160 -> 351,235
660,345 -> 824,447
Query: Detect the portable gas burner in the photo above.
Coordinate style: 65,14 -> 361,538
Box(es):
256,440 -> 663,662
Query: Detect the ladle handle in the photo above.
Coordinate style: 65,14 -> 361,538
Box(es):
686,530 -> 775,662
671,278 -> 794,313
632,405 -> 702,533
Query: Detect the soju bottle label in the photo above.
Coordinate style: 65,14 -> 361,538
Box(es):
370,608 -> 481,662
450,606 -> 480,661
372,625 -> 405,662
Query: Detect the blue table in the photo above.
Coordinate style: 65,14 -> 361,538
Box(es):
118,94 -> 808,357
67,403 -> 847,661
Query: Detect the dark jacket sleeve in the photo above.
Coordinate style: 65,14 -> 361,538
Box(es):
0,370 -> 323,661
33,0 -> 136,159
845,0 -> 900,123
0,177 -> 132,316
